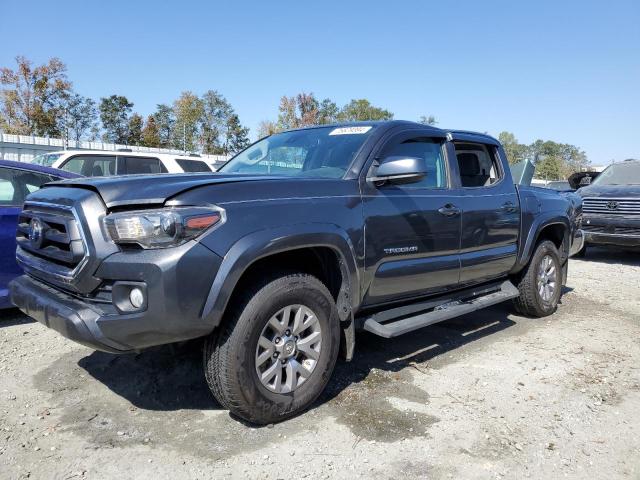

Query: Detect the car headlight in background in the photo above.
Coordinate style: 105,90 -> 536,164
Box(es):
103,206 -> 225,248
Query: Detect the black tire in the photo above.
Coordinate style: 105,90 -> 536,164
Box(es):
513,240 -> 563,317
203,273 -> 340,424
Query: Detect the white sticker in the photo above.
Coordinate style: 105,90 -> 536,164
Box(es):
329,126 -> 372,136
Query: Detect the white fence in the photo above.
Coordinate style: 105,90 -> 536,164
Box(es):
0,133 -> 230,165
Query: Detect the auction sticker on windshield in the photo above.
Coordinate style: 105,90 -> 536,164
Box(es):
329,126 -> 372,135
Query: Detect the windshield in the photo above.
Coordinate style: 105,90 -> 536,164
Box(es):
32,153 -> 63,167
591,161 -> 640,186
219,126 -> 374,178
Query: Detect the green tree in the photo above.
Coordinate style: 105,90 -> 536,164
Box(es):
536,154 -> 565,181
338,99 -> 393,122
200,90 -> 233,154
318,98 -> 339,124
99,95 -> 133,143
173,91 -> 203,152
62,93 -> 98,141
141,115 -> 161,147
0,55 -> 72,136
127,113 -> 144,145
225,113 -> 250,154
498,131 -> 528,165
152,104 -> 175,148
418,115 -> 437,126
527,139 -> 589,179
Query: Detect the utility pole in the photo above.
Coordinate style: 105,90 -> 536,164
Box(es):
183,124 -> 186,154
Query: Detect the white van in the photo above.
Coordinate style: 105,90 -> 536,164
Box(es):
32,150 -> 214,177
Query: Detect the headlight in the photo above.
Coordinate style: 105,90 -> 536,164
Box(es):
103,206 -> 225,248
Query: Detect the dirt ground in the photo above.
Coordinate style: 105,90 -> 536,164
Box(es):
1,247 -> 639,479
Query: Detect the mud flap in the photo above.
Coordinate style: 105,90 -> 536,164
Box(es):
339,317 -> 355,361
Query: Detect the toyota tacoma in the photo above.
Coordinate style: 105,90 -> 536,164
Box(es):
10,121 -> 583,424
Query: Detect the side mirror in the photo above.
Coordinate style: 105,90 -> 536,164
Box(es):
370,156 -> 427,184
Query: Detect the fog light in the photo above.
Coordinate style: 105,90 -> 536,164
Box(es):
129,288 -> 144,309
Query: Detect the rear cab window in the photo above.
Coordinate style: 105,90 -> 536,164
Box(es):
176,159 -> 212,172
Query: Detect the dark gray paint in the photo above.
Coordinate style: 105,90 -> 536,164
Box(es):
10,120 -> 580,353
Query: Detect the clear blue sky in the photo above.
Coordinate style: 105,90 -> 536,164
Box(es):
2,0 -> 638,163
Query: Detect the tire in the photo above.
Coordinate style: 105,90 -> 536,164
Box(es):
513,240 -> 563,317
203,273 -> 340,424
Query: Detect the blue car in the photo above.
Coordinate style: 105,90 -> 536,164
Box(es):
0,160 -> 80,308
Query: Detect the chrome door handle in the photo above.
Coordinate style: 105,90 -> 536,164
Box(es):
438,204 -> 460,217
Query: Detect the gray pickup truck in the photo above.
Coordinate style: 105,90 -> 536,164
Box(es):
10,121 -> 583,424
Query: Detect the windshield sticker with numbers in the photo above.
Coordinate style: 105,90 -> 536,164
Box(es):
328,126 -> 372,135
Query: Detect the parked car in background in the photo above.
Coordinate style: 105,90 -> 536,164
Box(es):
568,171 -> 601,190
0,160 -> 81,308
32,150 -> 213,176
543,180 -> 572,191
577,159 -> 640,254
11,121 -> 583,423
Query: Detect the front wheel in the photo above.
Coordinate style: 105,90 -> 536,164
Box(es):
203,273 -> 340,424
513,240 -> 563,317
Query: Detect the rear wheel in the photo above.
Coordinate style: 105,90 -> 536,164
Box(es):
513,240 -> 563,317
203,273 -> 340,424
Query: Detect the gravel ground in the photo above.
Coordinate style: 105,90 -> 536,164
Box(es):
1,247 -> 639,479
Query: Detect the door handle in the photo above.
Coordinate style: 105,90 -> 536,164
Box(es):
437,204 -> 460,217
501,202 -> 518,213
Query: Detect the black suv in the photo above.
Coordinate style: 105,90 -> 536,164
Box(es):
578,159 -> 640,253
10,121 -> 583,424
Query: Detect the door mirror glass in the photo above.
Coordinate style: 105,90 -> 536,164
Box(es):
371,156 -> 427,184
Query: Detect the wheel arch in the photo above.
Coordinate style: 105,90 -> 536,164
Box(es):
512,215 -> 571,274
199,224 -> 359,331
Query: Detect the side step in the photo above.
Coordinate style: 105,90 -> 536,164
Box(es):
361,281 -> 519,338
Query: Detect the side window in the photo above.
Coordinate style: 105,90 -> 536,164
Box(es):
454,142 -> 502,187
0,169 -> 52,206
0,169 -> 17,205
123,157 -> 165,175
61,155 -> 116,176
23,172 -> 54,193
176,159 -> 212,172
379,137 -> 447,188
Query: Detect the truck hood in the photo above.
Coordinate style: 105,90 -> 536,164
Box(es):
577,184 -> 640,198
48,173 -> 286,208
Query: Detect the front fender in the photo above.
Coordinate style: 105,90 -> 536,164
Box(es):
199,223 -> 359,328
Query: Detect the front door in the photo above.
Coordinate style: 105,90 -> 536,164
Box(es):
361,130 -> 462,306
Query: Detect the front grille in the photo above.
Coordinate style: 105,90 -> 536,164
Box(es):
582,198 -> 640,216
16,203 -> 86,272
583,225 -> 640,236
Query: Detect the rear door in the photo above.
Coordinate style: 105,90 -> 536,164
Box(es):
450,136 -> 520,285
361,129 -> 462,306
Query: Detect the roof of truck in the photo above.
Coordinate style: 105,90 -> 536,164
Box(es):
280,120 -> 499,144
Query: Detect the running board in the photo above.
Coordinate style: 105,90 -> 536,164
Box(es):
361,281 -> 519,338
